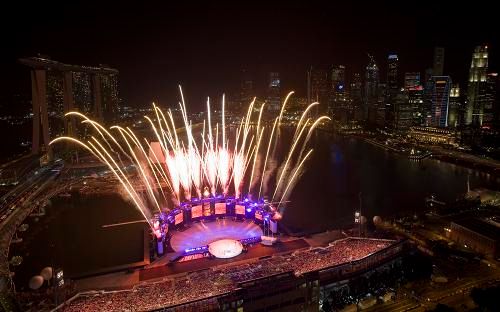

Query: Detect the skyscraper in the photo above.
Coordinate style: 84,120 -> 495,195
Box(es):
267,72 -> 281,112
405,73 -> 423,126
46,70 -> 65,137
393,91 -> 413,130
484,72 -> 498,128
350,72 -> 362,105
466,45 -> 489,126
408,85 -> 424,126
240,70 -> 253,113
448,84 -> 461,128
331,65 -> 347,109
73,72 -> 93,116
307,67 -> 329,114
100,72 -> 119,123
364,55 -> 379,120
433,47 -> 445,76
404,72 -> 421,90
387,54 -> 399,92
429,76 -> 452,128
350,72 -> 363,121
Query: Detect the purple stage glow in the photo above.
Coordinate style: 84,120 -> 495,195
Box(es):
169,219 -> 263,252
208,239 -> 243,259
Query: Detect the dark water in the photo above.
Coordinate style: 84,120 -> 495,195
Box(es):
10,134 -> 499,288
283,134 -> 499,232
10,194 -> 145,290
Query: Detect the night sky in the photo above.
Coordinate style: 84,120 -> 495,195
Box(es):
2,1 -> 499,110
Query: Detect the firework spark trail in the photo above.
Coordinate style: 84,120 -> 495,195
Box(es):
86,139 -> 153,229
144,139 -> 175,195
51,89 -> 329,229
112,127 -> 162,212
126,129 -> 169,204
248,103 -> 265,193
68,112 -> 131,163
277,148 -> 314,210
298,116 -> 331,161
293,102 -> 319,142
50,136 -> 103,161
259,117 -> 278,198
272,114 -> 313,202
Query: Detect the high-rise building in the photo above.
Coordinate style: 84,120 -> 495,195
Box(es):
19,56 -> 119,154
364,55 -> 379,120
404,72 -> 421,90
483,73 -> 498,128
466,45 -> 489,126
387,54 -> 399,92
307,67 -> 329,114
448,84 -> 461,128
240,69 -> 253,112
408,85 -> 424,126
46,70 -> 65,137
267,72 -> 281,111
350,72 -> 362,106
73,72 -> 93,116
350,72 -> 363,121
100,72 -> 119,123
394,90 -> 413,130
429,76 -> 452,128
423,68 -> 435,126
331,65 -> 346,89
385,54 -> 399,128
330,65 -> 348,111
433,47 -> 445,76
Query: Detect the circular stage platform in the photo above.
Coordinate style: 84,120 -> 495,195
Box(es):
170,219 -> 263,252
208,239 -> 243,258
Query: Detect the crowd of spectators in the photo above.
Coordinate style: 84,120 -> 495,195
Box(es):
60,238 -> 394,311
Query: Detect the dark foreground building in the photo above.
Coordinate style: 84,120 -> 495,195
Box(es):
449,218 -> 500,258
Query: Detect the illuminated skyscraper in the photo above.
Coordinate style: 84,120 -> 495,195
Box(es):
350,72 -> 362,106
240,69 -> 253,112
394,91 -> 413,130
19,56 -> 119,154
350,72 -> 363,121
331,65 -> 347,109
100,72 -> 119,123
433,47 -> 445,76
307,67 -> 329,114
466,45 -> 489,126
46,70 -> 65,137
404,73 -> 423,126
364,55 -> 379,120
267,72 -> 281,111
73,72 -> 93,115
483,73 -> 498,127
429,76 -> 451,127
404,72 -> 421,90
448,84 -> 461,128
387,54 -> 399,92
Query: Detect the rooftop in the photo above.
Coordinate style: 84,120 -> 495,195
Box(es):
452,218 -> 500,241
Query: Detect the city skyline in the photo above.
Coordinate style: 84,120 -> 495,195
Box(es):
2,2 -> 499,109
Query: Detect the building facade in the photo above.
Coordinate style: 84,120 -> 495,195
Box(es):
447,84 -> 461,128
267,72 -> 281,112
429,76 -> 451,128
466,45 -> 489,126
307,67 -> 329,114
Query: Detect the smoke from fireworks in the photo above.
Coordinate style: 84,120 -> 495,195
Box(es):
50,87 -> 329,230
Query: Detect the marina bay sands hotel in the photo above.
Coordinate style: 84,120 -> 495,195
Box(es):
19,57 -> 119,155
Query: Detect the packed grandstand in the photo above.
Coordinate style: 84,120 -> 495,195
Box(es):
59,238 -> 396,312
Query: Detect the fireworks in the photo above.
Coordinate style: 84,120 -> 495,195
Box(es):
50,87 -> 329,230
